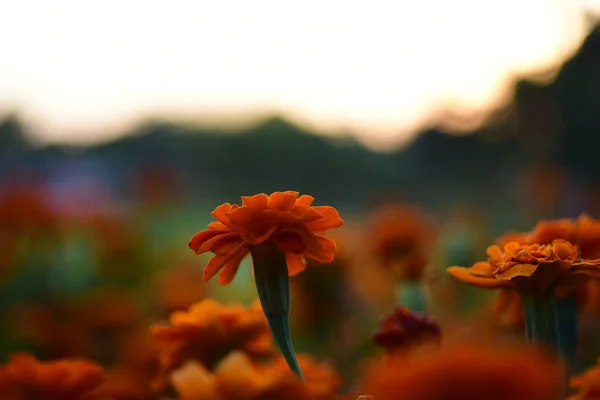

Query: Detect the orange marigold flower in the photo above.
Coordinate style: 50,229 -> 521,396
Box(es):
358,344 -> 562,400
189,191 -> 343,284
497,214 -> 600,259
368,204 -> 435,281
150,299 -> 274,391
0,353 -> 106,400
171,351 -> 341,400
447,239 -> 600,295
373,307 -> 441,353
569,357 -> 600,400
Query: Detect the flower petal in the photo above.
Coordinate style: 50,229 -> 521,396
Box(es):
210,203 -> 237,227
268,191 -> 299,211
295,195 -> 314,206
202,255 -> 229,282
196,232 -> 241,254
218,249 -> 250,284
262,210 -> 303,226
306,206 -> 344,231
495,263 -> 538,280
467,261 -> 496,277
226,207 -> 254,230
208,221 -> 229,231
291,205 -> 322,222
447,266 -> 514,289
241,194 -> 269,210
189,230 -> 225,254
306,235 -> 337,263
202,248 -> 247,282
272,231 -> 306,254
285,253 -> 306,276
211,236 -> 245,255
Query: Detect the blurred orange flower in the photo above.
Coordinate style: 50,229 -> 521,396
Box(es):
569,357 -> 600,400
189,191 -> 343,284
0,353 -> 106,400
358,344 -> 562,400
368,204 -> 435,281
447,239 -> 600,295
150,299 -> 274,391
171,351 -> 341,400
153,263 -> 208,313
373,307 -> 441,353
498,214 -> 600,259
0,186 -> 56,234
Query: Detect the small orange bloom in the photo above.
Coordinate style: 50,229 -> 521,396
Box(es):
373,307 -> 441,353
569,357 -> 600,400
0,353 -> 106,400
368,204 -> 435,281
189,191 -> 344,284
154,262 -> 208,313
358,344 -> 562,400
150,299 -> 274,391
447,239 -> 600,295
171,351 -> 341,400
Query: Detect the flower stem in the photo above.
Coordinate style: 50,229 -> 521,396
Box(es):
396,281 -> 427,313
250,243 -> 305,381
521,291 -> 577,395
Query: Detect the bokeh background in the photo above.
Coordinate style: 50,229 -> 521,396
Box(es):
2,0 -> 600,397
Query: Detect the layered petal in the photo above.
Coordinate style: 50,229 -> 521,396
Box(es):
306,206 -> 344,231
447,266 -> 514,289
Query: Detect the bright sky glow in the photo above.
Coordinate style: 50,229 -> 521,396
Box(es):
0,0 -> 598,149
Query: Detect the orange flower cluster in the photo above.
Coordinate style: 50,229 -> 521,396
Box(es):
358,344 -> 562,400
368,204 -> 435,281
151,298 -> 342,399
0,353 -> 106,400
150,298 -> 274,390
498,214 -> 600,259
189,191 -> 343,284
569,357 -> 600,400
447,239 -> 600,295
373,307 -> 441,353
171,351 -> 341,400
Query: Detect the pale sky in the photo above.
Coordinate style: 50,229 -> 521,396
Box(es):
0,0 -> 599,150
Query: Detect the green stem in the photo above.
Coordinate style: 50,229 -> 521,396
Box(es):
521,291 -> 578,395
250,243 -> 304,381
396,281 -> 427,313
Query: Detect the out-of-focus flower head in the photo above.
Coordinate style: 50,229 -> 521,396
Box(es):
0,353 -> 106,400
0,185 -> 57,234
150,298 -> 274,391
171,351 -> 341,400
569,357 -> 600,400
153,262 -> 208,313
189,191 -> 343,284
84,211 -> 135,260
373,307 -> 441,353
497,214 -> 600,259
368,204 -> 435,281
357,344 -> 562,400
447,239 -> 600,296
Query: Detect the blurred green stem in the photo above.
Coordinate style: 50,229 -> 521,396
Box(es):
396,281 -> 427,313
521,291 -> 577,395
